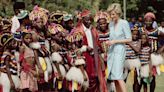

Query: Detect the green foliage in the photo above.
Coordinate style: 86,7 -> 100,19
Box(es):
0,0 -> 163,21
0,0 -> 14,17
0,0 -> 100,17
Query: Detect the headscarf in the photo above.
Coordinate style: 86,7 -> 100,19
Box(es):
63,14 -> 73,22
144,12 -> 156,20
49,10 -> 67,24
16,10 -> 29,20
80,9 -> 91,18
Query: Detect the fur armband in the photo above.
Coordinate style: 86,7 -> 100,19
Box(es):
29,42 -> 41,49
80,45 -> 87,52
74,58 -> 85,66
51,52 -> 62,63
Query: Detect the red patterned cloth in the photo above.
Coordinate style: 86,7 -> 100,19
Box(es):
20,71 -> 38,91
76,24 -> 108,92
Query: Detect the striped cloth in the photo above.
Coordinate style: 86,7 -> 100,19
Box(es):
0,51 -> 17,75
125,41 -> 138,59
139,46 -> 151,64
98,31 -> 110,53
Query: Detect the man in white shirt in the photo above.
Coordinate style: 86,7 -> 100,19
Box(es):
76,10 -> 107,92
82,20 -> 93,49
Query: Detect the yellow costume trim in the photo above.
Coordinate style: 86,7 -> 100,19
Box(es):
73,81 -> 78,90
38,57 -> 47,71
160,64 -> 164,72
58,81 -> 62,89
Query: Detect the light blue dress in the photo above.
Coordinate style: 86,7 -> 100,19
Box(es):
107,19 -> 131,80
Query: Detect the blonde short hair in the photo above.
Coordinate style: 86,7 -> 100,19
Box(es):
107,3 -> 122,17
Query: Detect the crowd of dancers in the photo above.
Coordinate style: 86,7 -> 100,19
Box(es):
0,2 -> 164,92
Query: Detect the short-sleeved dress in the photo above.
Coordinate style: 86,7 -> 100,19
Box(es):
107,19 -> 131,80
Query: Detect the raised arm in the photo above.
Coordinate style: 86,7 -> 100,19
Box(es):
127,40 -> 141,53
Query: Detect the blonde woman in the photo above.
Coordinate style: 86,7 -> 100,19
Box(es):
106,3 -> 132,92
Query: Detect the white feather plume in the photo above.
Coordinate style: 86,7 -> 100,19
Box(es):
51,52 -> 62,63
124,58 -> 141,70
74,58 -> 85,66
59,64 -> 66,77
44,57 -> 53,74
66,67 -> 84,84
80,45 -> 87,52
0,72 -> 20,89
140,64 -> 149,78
29,42 -> 41,49
151,53 -> 164,66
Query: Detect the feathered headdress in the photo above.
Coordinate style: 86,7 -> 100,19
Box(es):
0,33 -> 13,47
1,19 -> 12,30
29,5 -> 49,25
49,10 -> 67,23
94,11 -> 110,23
65,28 -> 83,43
48,23 -> 66,35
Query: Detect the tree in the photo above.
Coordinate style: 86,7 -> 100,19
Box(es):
0,0 -> 163,22
0,0 -> 14,17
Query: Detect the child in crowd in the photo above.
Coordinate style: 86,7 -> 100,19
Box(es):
124,25 -> 141,92
48,22 -> 67,92
0,34 -> 20,92
65,31 -> 89,92
139,33 -> 151,92
140,12 -> 164,92
19,31 -> 39,92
